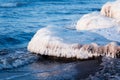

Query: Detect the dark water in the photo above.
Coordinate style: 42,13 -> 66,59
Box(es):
0,0 -> 113,80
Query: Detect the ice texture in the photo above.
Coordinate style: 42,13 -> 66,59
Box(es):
101,0 -> 120,23
28,26 -> 120,59
76,12 -> 116,30
28,0 -> 120,59
76,0 -> 120,43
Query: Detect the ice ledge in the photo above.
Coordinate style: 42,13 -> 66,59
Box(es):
27,0 -> 120,60
27,27 -> 120,59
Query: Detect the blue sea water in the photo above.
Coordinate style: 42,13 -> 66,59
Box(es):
0,0 -> 115,80
0,0 -> 111,49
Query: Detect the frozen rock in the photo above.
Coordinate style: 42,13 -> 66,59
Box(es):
28,26 -> 120,59
76,12 -> 116,31
101,0 -> 120,23
28,0 -> 120,59
76,12 -> 120,43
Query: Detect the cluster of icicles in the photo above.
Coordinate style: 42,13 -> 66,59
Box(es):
28,0 -> 120,59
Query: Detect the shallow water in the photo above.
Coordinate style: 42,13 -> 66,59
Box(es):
0,0 -> 114,80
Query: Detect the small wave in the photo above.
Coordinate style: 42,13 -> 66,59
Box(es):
0,36 -> 22,49
0,49 -> 39,70
0,31 -> 34,49
0,2 -> 27,8
0,3 -> 17,8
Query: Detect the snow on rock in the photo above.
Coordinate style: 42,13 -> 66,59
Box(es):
27,26 -> 120,59
101,0 -> 120,23
76,12 -> 116,30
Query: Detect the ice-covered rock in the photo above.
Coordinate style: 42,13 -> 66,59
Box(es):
28,0 -> 120,59
76,0 -> 120,42
101,0 -> 120,23
27,26 -> 120,59
76,12 -> 120,43
76,12 -> 116,30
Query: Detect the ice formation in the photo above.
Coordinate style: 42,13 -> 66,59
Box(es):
76,12 -> 116,30
101,0 -> 120,23
28,0 -> 120,59
76,0 -> 120,43
28,26 -> 120,59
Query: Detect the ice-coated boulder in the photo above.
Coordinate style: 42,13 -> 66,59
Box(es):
101,0 -> 120,23
27,26 -> 119,59
76,12 -> 116,31
28,0 -> 120,59
76,12 -> 120,43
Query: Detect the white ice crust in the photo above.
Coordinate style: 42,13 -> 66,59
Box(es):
76,12 -> 117,30
101,0 -> 120,23
28,26 -> 119,59
28,0 -> 120,59
76,0 -> 120,42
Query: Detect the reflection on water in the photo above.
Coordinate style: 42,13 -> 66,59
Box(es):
0,57 -> 101,80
